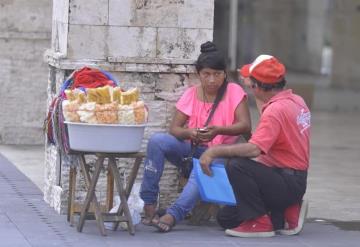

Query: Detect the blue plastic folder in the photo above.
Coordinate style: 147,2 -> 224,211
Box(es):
193,158 -> 237,206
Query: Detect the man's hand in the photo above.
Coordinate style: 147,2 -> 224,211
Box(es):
199,148 -> 215,176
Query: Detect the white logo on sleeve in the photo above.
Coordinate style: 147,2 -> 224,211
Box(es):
297,108 -> 311,134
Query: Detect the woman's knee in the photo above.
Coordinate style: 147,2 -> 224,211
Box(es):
148,132 -> 169,145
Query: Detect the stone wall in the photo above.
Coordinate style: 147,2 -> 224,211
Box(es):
0,0 -> 52,144
44,0 -> 214,213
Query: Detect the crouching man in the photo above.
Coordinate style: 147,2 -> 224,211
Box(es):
199,55 -> 311,237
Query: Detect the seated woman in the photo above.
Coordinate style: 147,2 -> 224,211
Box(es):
140,41 -> 252,232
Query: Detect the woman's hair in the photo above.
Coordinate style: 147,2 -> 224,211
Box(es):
196,41 -> 228,105
195,41 -> 226,72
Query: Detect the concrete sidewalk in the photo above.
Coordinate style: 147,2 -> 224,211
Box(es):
1,110 -> 360,246
1,152 -> 360,247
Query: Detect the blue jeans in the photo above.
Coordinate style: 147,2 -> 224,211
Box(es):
140,132 -> 206,206
166,157 -> 226,223
166,168 -> 200,223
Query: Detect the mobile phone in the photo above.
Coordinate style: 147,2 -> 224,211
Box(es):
198,128 -> 208,133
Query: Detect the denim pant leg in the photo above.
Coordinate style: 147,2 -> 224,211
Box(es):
140,133 -> 191,205
166,169 -> 199,223
167,157 -> 226,223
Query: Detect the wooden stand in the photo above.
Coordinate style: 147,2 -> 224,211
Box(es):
67,152 -> 145,236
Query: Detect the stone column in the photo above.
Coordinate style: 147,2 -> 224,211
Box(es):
44,0 -> 214,213
331,1 -> 360,90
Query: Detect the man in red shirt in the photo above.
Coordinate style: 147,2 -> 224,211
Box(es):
199,55 -> 311,237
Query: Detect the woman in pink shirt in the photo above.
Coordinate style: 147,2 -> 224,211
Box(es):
140,41 -> 251,232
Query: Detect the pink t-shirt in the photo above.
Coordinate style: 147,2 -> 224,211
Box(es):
176,82 -> 246,147
249,89 -> 311,170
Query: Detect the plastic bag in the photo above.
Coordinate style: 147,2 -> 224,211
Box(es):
105,182 -> 144,230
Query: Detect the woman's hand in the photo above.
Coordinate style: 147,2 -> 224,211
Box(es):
188,128 -> 200,143
197,126 -> 218,143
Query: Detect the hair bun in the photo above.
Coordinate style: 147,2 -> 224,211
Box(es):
200,41 -> 217,53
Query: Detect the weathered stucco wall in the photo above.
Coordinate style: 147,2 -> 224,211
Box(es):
0,0 -> 52,144
331,1 -> 360,90
44,0 -> 214,213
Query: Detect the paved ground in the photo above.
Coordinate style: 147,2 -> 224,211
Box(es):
1,152 -> 360,247
1,109 -> 360,246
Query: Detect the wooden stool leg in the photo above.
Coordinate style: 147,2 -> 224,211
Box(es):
113,157 -> 143,231
106,166 -> 114,212
125,157 -> 143,197
77,155 -> 107,236
108,157 -> 135,235
68,166 -> 77,226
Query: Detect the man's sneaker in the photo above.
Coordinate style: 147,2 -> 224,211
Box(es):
278,200 -> 309,236
225,214 -> 275,238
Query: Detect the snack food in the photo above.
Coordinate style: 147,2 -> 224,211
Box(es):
62,86 -> 147,125
77,102 -> 97,123
121,87 -> 139,105
62,100 -> 81,122
95,102 -> 118,124
133,101 -> 147,124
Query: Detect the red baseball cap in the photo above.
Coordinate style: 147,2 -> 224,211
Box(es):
240,55 -> 286,84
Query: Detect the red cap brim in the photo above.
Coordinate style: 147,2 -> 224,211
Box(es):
240,64 -> 251,78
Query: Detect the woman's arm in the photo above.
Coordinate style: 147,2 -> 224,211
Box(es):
169,110 -> 198,142
198,98 -> 252,142
216,98 -> 252,135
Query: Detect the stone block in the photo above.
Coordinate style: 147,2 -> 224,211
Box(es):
52,0 -> 69,24
178,0 -> 214,28
0,0 -> 51,32
50,185 -> 64,213
146,101 -> 168,127
155,73 -> 188,93
109,0 -> 214,29
69,0 -> 109,25
113,72 -> 157,93
67,24 -> 107,60
165,101 -> 178,126
51,21 -> 68,55
109,0 -> 132,26
109,0 -> 180,27
107,26 -> 157,58
157,28 -> 213,59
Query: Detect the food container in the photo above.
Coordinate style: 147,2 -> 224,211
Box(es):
65,122 -> 145,153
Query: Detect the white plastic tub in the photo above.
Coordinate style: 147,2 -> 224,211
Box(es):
65,122 -> 146,153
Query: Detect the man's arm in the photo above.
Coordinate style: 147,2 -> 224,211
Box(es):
199,142 -> 261,176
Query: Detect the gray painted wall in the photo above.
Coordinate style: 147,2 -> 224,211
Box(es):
0,0 -> 52,144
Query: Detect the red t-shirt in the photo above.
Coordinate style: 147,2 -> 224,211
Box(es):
249,89 -> 310,170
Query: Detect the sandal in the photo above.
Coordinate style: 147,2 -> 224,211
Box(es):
154,220 -> 175,233
142,213 -> 160,226
142,204 -> 159,226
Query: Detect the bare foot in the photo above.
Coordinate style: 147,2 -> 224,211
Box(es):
142,204 -> 158,226
153,214 -> 175,232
